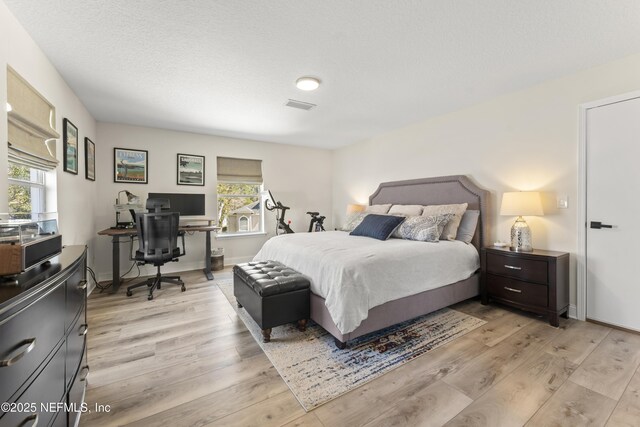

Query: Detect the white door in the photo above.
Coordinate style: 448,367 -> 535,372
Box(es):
586,94 -> 640,331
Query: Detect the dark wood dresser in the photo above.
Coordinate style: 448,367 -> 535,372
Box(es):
481,246 -> 569,327
0,246 -> 87,427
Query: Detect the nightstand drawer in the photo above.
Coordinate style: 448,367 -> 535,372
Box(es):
486,274 -> 548,308
486,253 -> 548,284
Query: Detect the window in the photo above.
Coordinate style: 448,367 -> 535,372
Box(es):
216,183 -> 264,234
8,162 -> 46,218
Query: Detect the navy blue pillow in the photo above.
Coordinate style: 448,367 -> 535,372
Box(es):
349,214 -> 405,240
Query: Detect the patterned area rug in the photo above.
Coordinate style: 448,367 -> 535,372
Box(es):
217,280 -> 485,411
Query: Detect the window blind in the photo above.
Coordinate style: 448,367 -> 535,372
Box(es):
216,157 -> 263,183
7,66 -> 60,171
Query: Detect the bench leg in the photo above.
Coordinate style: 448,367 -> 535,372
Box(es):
262,328 -> 272,343
297,319 -> 307,332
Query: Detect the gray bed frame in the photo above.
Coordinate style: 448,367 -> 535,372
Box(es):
311,175 -> 490,348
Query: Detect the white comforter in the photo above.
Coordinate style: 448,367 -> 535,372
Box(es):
253,231 -> 480,334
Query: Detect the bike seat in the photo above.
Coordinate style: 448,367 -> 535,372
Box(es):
306,211 -> 319,216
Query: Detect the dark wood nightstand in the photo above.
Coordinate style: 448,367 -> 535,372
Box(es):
481,247 -> 569,327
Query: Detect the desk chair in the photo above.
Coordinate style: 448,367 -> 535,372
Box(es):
126,199 -> 186,300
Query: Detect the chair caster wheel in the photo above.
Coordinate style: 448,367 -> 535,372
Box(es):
148,294 -> 153,300
181,285 -> 186,292
126,290 -> 132,297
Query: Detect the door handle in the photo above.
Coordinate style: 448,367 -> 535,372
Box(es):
590,221 -> 614,229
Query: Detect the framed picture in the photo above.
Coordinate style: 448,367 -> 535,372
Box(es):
114,147 -> 148,184
63,118 -> 78,174
85,138 -> 95,181
177,153 -> 205,186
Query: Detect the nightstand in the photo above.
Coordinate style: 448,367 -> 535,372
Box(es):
481,247 -> 569,327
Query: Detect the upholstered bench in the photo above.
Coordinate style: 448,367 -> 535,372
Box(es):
233,261 -> 310,343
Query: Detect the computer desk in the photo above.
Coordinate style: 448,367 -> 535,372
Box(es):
97,224 -> 221,294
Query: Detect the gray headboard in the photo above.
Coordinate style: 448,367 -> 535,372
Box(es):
369,175 -> 490,251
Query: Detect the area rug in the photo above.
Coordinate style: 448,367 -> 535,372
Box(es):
217,280 -> 485,411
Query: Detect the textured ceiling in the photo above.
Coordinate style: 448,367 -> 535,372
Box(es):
5,0 -> 640,149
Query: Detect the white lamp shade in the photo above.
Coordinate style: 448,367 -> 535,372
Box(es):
346,204 -> 366,215
500,192 -> 544,216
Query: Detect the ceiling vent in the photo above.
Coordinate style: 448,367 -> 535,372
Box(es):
285,99 -> 316,111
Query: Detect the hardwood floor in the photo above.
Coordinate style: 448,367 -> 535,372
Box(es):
82,269 -> 640,427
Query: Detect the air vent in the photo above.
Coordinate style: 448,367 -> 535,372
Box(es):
285,99 -> 316,111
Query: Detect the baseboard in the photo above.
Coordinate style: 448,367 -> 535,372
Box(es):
96,256 -> 254,283
568,304 -> 577,319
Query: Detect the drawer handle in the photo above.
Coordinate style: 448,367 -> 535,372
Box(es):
19,413 -> 38,427
78,324 -> 89,336
0,338 -> 36,367
80,365 -> 90,382
504,265 -> 522,270
77,280 -> 88,291
504,286 -> 522,293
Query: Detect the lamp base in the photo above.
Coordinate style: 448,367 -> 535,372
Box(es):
510,216 -> 533,252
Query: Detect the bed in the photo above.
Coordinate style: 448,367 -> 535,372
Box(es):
255,175 -> 490,348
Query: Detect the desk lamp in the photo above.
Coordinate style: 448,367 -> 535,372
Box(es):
114,190 -> 142,228
500,191 -> 543,252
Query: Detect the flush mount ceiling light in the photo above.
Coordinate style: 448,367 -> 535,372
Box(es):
295,76 -> 321,91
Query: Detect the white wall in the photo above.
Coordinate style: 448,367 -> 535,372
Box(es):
0,1 -> 99,264
95,123 -> 333,281
333,53 -> 640,309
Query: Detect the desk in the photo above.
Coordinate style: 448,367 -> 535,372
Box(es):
97,225 -> 221,294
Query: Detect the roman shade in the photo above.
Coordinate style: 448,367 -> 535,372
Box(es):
7,66 -> 60,171
216,156 -> 263,183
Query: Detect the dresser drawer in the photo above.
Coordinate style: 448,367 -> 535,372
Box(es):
486,274 -> 548,308
0,283 -> 65,405
0,343 -> 65,427
486,253 -> 548,284
66,308 -> 87,389
65,262 -> 86,333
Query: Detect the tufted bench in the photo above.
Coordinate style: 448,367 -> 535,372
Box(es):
233,260 -> 310,343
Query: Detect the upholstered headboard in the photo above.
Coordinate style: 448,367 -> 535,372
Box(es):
369,175 -> 490,251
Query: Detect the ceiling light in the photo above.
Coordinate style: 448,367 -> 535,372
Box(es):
296,77 -> 320,91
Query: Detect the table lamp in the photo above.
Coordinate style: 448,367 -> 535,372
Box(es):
500,191 -> 543,252
346,204 -> 366,215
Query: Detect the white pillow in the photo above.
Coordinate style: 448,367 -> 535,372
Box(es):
365,204 -> 392,214
388,204 -> 424,216
422,203 -> 468,240
341,212 -> 368,232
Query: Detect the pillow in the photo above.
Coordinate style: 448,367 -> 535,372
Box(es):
422,203 -> 468,240
341,212 -> 368,232
388,204 -> 424,216
393,214 -> 454,242
455,210 -> 480,244
350,214 -> 405,241
365,204 -> 392,214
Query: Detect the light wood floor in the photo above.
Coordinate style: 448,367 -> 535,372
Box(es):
82,268 -> 640,427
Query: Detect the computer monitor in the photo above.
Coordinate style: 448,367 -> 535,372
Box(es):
147,193 -> 205,216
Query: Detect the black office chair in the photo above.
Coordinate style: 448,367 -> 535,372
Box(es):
126,199 -> 186,300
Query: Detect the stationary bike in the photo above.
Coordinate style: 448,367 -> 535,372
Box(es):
307,211 -> 326,232
265,191 -> 294,235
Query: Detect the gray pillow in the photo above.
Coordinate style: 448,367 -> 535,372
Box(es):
365,204 -> 392,214
455,210 -> 480,244
393,214 -> 454,241
341,212 -> 368,232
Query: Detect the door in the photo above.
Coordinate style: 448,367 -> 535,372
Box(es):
586,94 -> 640,331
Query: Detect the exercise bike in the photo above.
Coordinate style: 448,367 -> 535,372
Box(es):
307,211 -> 326,232
265,191 -> 294,235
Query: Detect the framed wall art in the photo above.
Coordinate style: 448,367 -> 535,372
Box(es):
63,118 -> 78,174
114,147 -> 148,184
177,153 -> 205,186
85,137 -> 95,181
